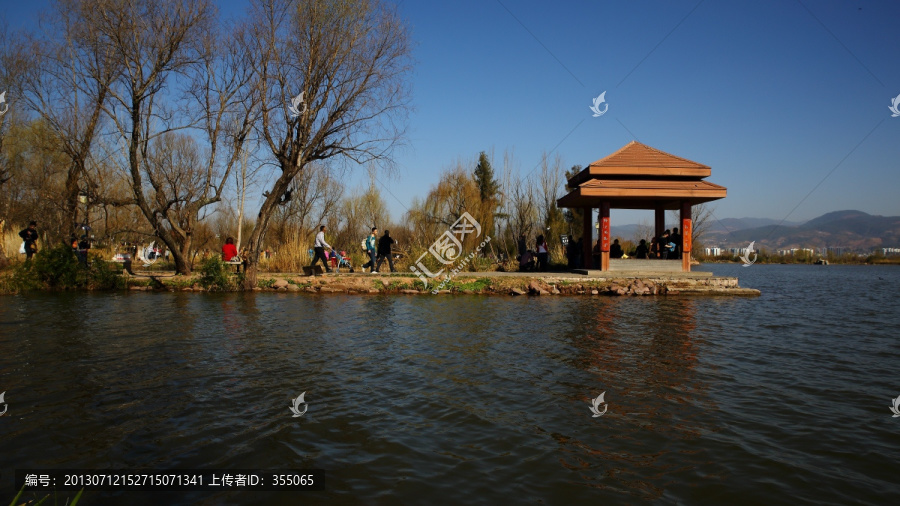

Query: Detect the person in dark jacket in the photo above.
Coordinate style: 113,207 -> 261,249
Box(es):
660,230 -> 673,260
609,239 -> 624,259
77,235 -> 91,266
517,234 -> 527,259
670,227 -> 681,259
375,230 -> 397,273
635,239 -> 649,259
19,221 -> 39,260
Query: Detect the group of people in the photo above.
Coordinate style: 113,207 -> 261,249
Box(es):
17,220 -> 94,267
603,227 -> 684,261
311,226 -> 397,274
216,225 -> 686,275
517,234 -> 550,272
551,227 -> 687,269
648,227 -> 683,260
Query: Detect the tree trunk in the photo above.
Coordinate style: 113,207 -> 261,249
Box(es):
241,177 -> 288,290
0,219 -> 7,268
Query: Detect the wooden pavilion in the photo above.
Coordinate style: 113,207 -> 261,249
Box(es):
557,141 -> 726,272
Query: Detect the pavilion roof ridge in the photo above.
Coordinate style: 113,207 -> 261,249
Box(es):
588,141 -> 711,171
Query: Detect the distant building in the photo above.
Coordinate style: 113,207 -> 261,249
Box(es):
727,247 -> 753,256
704,247 -> 721,256
818,247 -> 845,256
881,247 -> 900,256
778,248 -> 815,255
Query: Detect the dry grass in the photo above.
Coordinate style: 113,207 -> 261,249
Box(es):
2,230 -> 25,266
260,237 -> 312,273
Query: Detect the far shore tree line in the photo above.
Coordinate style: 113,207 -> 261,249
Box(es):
0,0 -> 733,282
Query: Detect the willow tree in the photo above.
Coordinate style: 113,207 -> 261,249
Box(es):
242,0 -> 412,288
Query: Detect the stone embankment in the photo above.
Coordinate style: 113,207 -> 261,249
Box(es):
130,273 -> 758,296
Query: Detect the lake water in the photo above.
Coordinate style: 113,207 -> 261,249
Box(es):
1,264 -> 899,505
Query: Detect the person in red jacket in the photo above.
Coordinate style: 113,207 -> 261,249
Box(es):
222,237 -> 245,272
222,237 -> 239,261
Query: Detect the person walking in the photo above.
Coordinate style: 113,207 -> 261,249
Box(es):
361,227 -> 379,273
375,230 -> 396,273
311,225 -> 333,273
19,221 -> 39,260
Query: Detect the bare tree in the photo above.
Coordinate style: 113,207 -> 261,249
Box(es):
0,27 -> 27,263
506,166 -> 539,243
633,219 -> 654,244
241,0 -> 412,288
334,177 -> 390,251
689,202 -> 716,247
669,202 -> 716,247
15,0 -> 122,240
537,152 -> 565,242
268,162 -> 344,246
96,0 -> 255,274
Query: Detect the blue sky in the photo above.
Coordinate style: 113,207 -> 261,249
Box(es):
8,0 -> 900,225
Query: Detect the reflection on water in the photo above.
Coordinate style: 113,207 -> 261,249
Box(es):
555,299 -> 707,501
1,265 -> 899,505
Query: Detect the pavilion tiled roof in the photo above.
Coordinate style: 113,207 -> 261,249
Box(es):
558,141 -> 726,210
568,141 -> 711,186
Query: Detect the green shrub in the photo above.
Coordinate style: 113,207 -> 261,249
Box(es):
198,257 -> 241,291
7,245 -> 124,291
86,254 -> 127,290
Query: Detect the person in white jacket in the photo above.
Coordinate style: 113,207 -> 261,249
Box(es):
312,225 -> 333,273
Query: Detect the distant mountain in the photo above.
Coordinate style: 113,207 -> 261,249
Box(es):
610,217 -> 800,242
610,217 -> 802,241
708,217 -> 801,233
702,210 -> 900,251
610,224 -> 641,238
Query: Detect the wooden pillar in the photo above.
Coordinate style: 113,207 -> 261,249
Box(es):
680,200 -> 692,272
600,201 -> 610,271
582,207 -> 593,269
654,205 -> 665,241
